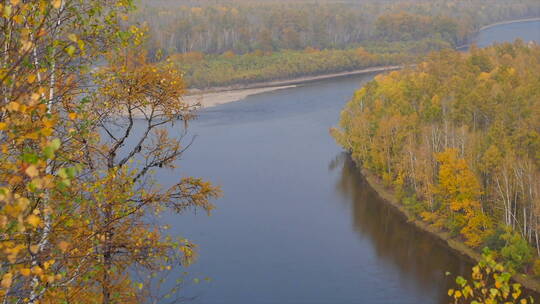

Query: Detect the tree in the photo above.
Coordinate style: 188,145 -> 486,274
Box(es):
432,148 -> 491,247
0,0 -> 219,303
448,250 -> 534,304
87,53 -> 220,303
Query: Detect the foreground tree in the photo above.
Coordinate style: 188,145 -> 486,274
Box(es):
0,0 -> 219,303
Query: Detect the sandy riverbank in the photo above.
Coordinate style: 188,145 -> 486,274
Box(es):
183,85 -> 297,108
184,65 -> 403,108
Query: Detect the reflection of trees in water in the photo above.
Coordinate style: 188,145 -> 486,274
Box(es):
330,153 -> 472,304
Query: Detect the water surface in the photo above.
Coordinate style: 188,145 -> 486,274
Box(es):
474,20 -> 540,47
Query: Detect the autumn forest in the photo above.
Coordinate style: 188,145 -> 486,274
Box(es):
1,0 -> 540,303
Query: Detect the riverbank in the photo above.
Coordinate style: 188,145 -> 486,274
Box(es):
357,164 -> 540,294
184,85 -> 297,108
479,17 -> 540,32
185,65 -> 403,108
456,17 -> 540,50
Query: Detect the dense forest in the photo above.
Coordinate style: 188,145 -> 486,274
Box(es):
131,0 -> 540,88
332,41 -> 540,278
174,45 -> 417,88
136,0 -> 540,55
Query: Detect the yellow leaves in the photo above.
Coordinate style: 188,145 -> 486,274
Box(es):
3,4 -> 12,18
68,112 -> 77,120
16,197 -> 29,210
5,102 -> 20,112
20,40 -> 33,53
27,74 -> 36,84
26,214 -> 41,227
19,268 -> 31,277
42,118 -> 56,128
43,259 -> 55,270
1,273 -> 12,288
58,241 -> 69,252
8,175 -> 23,186
478,72 -> 491,81
0,122 -> 7,131
29,245 -> 39,254
67,33 -> 77,42
31,266 -> 42,276
5,245 -> 24,263
45,275 -> 56,284
25,165 -> 39,178
12,14 -> 23,24
52,0 -> 62,9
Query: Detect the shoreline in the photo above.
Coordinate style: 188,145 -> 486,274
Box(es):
478,17 -> 540,32
456,17 -> 540,50
185,65 -> 403,108
183,85 -> 297,108
357,164 -> 540,294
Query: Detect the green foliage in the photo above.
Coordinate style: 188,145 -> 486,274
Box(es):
500,229 -> 534,272
483,226 -> 509,252
171,38 -> 454,88
402,195 -> 425,218
448,250 -> 534,304
533,259 -> 540,277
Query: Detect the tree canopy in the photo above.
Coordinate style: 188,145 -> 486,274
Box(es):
333,41 -> 540,277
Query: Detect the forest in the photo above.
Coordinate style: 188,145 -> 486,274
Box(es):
1,0 -> 540,303
174,45 -> 419,88
332,41 -> 540,281
132,0 -> 540,88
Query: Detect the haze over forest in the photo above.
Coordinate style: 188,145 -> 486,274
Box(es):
0,0 -> 539,303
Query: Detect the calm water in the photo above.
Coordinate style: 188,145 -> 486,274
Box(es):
474,20 -> 540,48
156,21 -> 540,303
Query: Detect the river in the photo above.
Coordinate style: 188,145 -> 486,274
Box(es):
160,21 -> 540,303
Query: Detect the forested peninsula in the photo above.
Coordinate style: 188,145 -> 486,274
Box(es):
332,41 -> 540,293
135,0 -> 540,89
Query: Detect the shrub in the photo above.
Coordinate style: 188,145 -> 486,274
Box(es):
499,228 -> 533,272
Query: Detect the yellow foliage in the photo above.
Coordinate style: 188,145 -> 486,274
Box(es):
26,214 -> 41,227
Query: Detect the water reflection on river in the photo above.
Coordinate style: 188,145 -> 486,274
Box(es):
331,154 -> 472,303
